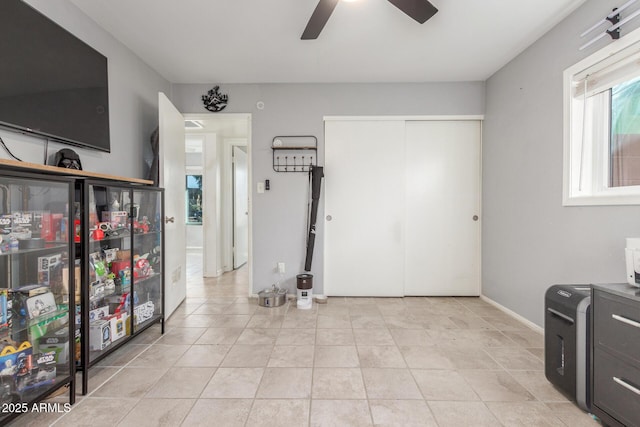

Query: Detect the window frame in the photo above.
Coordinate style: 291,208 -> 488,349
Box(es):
185,174 -> 203,225
563,26 -> 640,206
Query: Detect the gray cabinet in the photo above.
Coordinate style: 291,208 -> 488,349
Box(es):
592,284 -> 640,427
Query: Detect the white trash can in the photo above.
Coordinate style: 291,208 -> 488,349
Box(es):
296,274 -> 313,309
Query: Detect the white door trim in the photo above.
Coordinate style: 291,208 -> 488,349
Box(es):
186,113 -> 252,121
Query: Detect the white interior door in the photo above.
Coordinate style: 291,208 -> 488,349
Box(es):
158,92 -> 186,317
404,120 -> 481,295
233,146 -> 248,269
324,120 -> 405,296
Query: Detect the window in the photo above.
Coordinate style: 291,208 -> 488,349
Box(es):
611,76 -> 640,187
564,27 -> 640,205
186,175 -> 202,224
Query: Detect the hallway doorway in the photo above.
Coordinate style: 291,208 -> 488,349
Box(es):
183,114 -> 252,294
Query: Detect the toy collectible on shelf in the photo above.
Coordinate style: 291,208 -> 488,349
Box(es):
0,341 -> 58,397
84,245 -> 134,354
0,290 -> 9,337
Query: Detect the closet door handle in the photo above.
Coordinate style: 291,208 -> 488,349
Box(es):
613,376 -> 640,396
612,314 -> 640,329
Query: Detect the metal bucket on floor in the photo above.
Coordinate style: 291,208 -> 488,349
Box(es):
258,284 -> 287,307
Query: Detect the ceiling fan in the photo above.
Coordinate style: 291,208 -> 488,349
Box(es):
301,0 -> 438,40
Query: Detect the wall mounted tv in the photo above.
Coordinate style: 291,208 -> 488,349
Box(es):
0,0 -> 110,153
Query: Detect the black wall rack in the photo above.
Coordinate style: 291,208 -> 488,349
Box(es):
271,135 -> 317,173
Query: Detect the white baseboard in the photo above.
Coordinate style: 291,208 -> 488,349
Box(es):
480,294 -> 544,334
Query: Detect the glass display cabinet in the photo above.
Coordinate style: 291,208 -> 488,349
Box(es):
78,180 -> 163,393
0,171 -> 75,424
131,188 -> 163,333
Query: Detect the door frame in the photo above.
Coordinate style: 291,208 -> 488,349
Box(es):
183,113 -> 253,296
231,141 -> 249,270
322,114 -> 483,297
159,93 -> 187,319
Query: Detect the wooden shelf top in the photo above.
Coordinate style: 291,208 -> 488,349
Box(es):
0,158 -> 154,185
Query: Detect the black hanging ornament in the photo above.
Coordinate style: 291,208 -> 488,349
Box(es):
201,86 -> 228,112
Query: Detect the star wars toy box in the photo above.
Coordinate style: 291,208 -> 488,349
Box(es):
0,341 -> 32,379
134,301 -> 155,325
39,327 -> 70,365
0,341 -> 56,393
9,212 -> 33,240
16,350 -> 57,393
25,292 -> 57,320
37,253 -> 63,287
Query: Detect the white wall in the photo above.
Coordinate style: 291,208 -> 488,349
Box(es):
171,83 -> 485,295
0,0 -> 171,178
483,0 -> 640,326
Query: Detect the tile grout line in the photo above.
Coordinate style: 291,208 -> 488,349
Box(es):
50,330 -> 166,426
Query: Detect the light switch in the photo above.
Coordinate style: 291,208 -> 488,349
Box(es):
257,182 -> 265,193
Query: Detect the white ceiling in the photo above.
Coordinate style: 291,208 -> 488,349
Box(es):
70,0 -> 587,84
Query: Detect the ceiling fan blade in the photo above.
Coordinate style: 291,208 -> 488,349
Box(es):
387,0 -> 438,24
301,0 -> 340,40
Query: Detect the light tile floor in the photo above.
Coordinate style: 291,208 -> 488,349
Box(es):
10,255 -> 600,426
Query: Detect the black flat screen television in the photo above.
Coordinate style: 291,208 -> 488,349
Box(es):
0,0 -> 110,153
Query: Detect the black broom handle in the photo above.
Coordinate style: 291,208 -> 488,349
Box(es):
304,166 -> 324,271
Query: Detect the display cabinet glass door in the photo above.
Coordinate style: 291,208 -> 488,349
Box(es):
132,188 -> 163,332
0,175 -> 73,416
85,184 -> 132,363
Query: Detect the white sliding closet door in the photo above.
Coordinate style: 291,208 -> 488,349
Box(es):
324,120 -> 405,296
404,121 -> 481,296
324,118 -> 481,297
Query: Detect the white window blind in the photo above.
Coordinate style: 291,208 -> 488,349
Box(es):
572,44 -> 640,98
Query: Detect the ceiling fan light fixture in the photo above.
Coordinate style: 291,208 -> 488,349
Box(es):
301,0 -> 437,39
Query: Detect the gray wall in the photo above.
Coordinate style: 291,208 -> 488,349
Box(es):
172,83 -> 485,294
483,0 -> 640,326
0,0 -> 171,178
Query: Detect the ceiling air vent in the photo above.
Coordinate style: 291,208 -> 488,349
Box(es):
184,120 -> 203,129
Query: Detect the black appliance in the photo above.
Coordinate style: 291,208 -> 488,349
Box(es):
0,0 -> 110,152
544,284 -> 592,411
